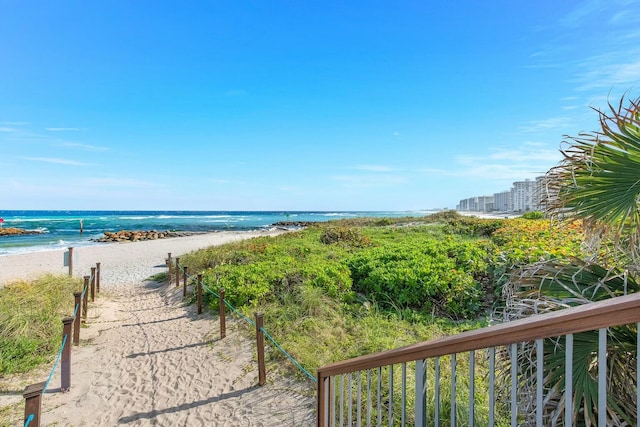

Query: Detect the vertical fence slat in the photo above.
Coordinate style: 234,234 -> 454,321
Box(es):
401,362 -> 407,427
182,266 -> 188,297
339,374 -> 344,427
536,339 -> 543,427
96,262 -> 100,293
451,353 -> 456,427
598,328 -> 607,426
388,364 -> 394,426
175,257 -> 180,287
73,292 -> 81,346
415,359 -> 426,427
82,276 -> 89,320
367,370 -> 372,427
377,367 -> 382,427
435,356 -> 441,426
348,373 -> 353,427
23,382 -> 45,427
196,273 -> 203,314
90,267 -> 96,302
255,312 -> 266,386
511,343 -> 518,427
489,347 -> 495,427
357,371 -> 362,427
565,334 -> 573,426
219,287 -> 226,339
332,374 -> 337,427
469,350 -> 475,427
61,317 -> 74,392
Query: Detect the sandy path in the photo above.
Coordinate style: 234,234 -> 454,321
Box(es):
1,231 -> 315,426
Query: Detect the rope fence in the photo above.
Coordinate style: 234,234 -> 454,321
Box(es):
168,253 -> 318,388
23,256 -> 101,427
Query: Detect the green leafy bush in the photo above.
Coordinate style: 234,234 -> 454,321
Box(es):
348,236 -> 489,319
521,211 -> 544,219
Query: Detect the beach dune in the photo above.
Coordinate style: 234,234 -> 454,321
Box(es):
1,230 -> 315,426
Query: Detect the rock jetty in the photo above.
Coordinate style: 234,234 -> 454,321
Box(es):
95,230 -> 201,243
0,227 -> 44,236
271,221 -> 318,227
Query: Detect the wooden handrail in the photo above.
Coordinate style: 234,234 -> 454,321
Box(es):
317,292 -> 640,379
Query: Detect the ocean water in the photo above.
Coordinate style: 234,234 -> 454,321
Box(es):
0,210 -> 438,255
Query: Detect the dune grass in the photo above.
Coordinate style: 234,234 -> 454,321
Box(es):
0,274 -> 83,375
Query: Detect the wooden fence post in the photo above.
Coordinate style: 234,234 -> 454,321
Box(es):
167,253 -> 172,277
219,288 -> 226,339
67,247 -> 73,277
255,312 -> 266,386
23,382 -> 46,427
183,266 -> 188,298
90,267 -> 96,302
96,262 -> 101,293
61,317 -> 74,392
197,273 -> 203,314
82,276 -> 89,320
175,257 -> 180,287
73,292 -> 81,346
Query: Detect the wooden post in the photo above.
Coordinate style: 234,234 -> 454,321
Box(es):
255,312 -> 266,386
82,276 -> 89,320
167,253 -> 172,277
90,267 -> 96,302
23,382 -> 46,427
96,262 -> 101,293
219,288 -> 226,339
197,273 -> 203,314
175,257 -> 180,287
73,292 -> 81,346
68,247 -> 73,277
183,266 -> 188,298
61,317 -> 74,392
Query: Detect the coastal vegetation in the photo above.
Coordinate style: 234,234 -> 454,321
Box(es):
180,211 -> 582,375
499,96 -> 640,425
0,275 -> 82,374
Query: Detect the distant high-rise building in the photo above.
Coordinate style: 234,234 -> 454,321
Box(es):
494,190 -> 512,212
512,179 -> 534,212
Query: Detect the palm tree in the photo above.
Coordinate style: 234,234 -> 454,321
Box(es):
496,95 -> 640,426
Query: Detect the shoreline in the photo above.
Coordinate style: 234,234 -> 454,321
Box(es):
0,229 -> 287,288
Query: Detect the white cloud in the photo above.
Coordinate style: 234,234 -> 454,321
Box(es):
46,127 -> 81,132
351,164 -> 394,172
393,132 -> 400,137
519,117 -> 573,133
0,121 -> 30,126
19,157 -> 88,166
0,127 -> 16,133
87,177 -> 153,187
56,142 -> 108,151
422,142 -> 561,183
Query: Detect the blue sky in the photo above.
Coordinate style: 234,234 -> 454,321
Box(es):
1,1 -> 639,211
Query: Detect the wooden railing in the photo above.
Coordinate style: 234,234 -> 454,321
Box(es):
317,292 -> 640,426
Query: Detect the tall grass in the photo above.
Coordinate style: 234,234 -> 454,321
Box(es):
0,274 -> 82,374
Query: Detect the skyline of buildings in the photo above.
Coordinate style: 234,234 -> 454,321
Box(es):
457,176 -> 548,213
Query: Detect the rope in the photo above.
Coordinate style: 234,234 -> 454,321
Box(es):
179,261 -> 315,382
42,333 -> 68,394
24,414 -> 34,427
261,327 -> 317,382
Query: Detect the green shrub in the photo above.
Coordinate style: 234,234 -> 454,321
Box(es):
521,211 -> 545,219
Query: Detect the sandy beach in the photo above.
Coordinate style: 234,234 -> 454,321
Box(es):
0,230 -> 316,426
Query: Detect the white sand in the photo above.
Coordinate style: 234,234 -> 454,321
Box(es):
0,231 -> 316,426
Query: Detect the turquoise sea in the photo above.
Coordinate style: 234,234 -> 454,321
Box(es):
0,210 -> 438,255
